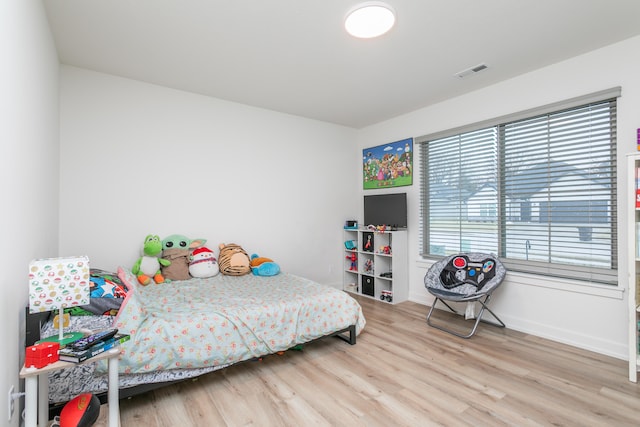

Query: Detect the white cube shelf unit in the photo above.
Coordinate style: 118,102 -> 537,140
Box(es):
628,153 -> 640,382
343,228 -> 408,304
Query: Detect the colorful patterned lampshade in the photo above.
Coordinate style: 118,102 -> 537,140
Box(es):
28,256 -> 90,343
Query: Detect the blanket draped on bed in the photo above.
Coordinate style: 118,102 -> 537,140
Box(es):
114,268 -> 365,374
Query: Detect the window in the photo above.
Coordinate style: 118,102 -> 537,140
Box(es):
418,89 -> 619,285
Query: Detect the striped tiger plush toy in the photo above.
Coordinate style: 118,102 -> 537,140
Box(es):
218,243 -> 251,276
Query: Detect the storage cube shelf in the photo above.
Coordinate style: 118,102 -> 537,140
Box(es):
628,153 -> 640,382
343,228 -> 407,304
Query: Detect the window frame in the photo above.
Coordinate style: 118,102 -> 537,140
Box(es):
417,88 -> 620,285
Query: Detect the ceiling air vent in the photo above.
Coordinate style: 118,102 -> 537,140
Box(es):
454,63 -> 489,79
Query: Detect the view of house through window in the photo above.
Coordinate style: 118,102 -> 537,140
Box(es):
419,95 -> 618,285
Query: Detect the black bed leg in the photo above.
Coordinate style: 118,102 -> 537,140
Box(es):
333,324 -> 356,345
347,324 -> 356,345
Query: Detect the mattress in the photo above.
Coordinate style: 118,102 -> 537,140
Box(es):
114,268 -> 366,374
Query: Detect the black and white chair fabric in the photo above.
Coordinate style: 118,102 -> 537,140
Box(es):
424,252 -> 506,338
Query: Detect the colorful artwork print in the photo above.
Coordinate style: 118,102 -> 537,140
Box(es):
363,138 -> 413,189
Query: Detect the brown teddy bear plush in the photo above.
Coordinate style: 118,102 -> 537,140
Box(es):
218,243 -> 251,276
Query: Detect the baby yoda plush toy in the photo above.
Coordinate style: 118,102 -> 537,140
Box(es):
161,234 -> 207,281
132,234 -> 171,285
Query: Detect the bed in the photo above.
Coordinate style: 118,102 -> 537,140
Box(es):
27,267 -> 366,411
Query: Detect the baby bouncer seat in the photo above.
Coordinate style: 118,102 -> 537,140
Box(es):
424,252 -> 506,338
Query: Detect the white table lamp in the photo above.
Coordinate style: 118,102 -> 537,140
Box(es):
28,256 -> 90,345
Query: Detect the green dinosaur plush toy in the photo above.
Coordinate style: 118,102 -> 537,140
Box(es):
132,234 -> 171,285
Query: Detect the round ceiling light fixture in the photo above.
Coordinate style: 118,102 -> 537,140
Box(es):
345,1 -> 396,39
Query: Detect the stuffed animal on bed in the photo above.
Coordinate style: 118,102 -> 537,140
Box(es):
189,246 -> 220,278
218,243 -> 251,276
161,234 -> 207,281
131,234 -> 171,285
250,254 -> 280,276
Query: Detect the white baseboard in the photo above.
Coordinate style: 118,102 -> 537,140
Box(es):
408,292 -> 626,361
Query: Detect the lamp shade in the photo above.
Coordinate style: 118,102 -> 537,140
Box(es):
28,256 -> 90,314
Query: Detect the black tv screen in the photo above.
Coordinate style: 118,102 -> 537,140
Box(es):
364,193 -> 407,229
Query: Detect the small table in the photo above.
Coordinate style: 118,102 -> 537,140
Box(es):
19,348 -> 120,427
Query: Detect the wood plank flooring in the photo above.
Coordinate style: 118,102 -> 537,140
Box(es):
93,296 -> 640,426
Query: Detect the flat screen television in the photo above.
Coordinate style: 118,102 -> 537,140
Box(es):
364,193 -> 407,230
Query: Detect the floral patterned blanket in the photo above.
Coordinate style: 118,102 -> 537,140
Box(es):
114,268 -> 365,374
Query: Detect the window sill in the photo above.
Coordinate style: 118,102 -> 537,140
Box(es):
415,258 -> 624,300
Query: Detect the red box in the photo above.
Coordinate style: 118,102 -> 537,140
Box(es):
25,342 -> 60,369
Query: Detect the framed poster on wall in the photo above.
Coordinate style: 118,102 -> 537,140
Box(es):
362,137 -> 413,189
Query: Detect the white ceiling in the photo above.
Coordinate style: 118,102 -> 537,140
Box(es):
43,0 -> 640,129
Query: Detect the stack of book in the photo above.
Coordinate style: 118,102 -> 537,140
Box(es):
58,331 -> 130,363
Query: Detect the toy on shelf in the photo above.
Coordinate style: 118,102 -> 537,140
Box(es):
344,220 -> 358,230
364,234 -> 373,251
377,245 -> 391,255
364,259 -> 374,274
380,290 -> 393,303
344,240 -> 357,250
346,252 -> 357,271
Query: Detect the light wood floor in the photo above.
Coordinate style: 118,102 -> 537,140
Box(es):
93,296 -> 640,426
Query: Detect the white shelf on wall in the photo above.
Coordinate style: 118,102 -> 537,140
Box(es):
342,228 -> 407,304
627,153 -> 640,382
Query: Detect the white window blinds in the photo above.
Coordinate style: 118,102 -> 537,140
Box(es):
419,89 -> 618,285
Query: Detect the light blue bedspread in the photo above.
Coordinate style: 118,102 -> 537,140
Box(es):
114,268 -> 365,374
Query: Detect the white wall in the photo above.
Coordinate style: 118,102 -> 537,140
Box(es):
357,35 -> 640,360
1,0 -> 59,425
58,66 -> 358,286
59,37 -> 640,361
